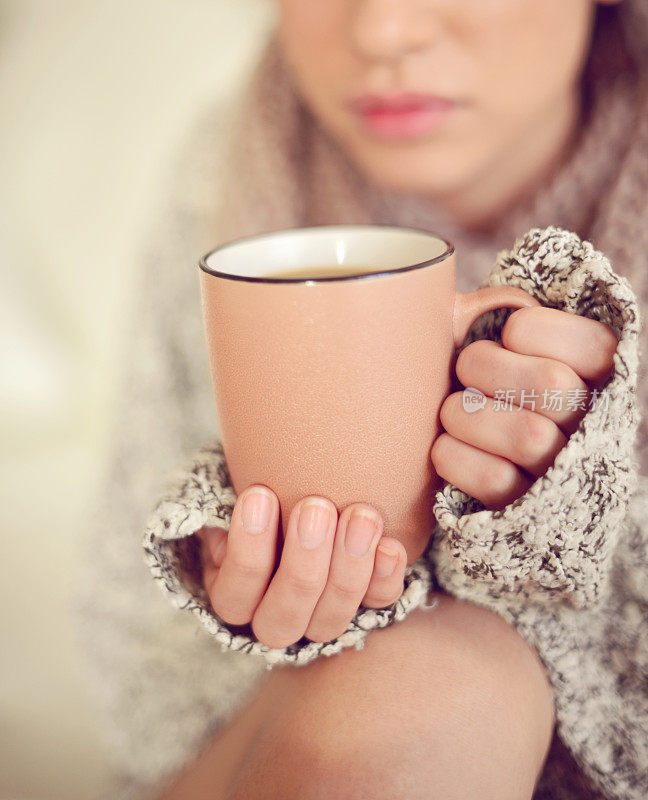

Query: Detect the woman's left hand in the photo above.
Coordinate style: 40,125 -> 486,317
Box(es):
430,306 -> 619,510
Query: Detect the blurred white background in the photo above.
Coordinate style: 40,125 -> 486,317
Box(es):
0,1 -> 273,797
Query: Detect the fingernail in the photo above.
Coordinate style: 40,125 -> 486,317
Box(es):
345,507 -> 380,556
241,487 -> 273,534
297,498 -> 332,549
375,543 -> 398,577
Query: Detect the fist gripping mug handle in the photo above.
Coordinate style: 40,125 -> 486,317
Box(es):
452,286 -> 541,349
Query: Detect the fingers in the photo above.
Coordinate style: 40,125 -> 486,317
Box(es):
251,496 -> 338,649
195,526 -> 228,567
440,391 -> 567,478
199,495 -> 409,650
204,485 -> 280,626
431,432 -> 534,509
501,306 -> 618,384
456,339 -> 589,435
304,504 -> 383,643
362,537 -> 407,609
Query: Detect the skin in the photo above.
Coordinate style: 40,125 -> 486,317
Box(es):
276,0 -> 621,233
175,1 -> 623,797
156,598 -> 555,800
196,496 -> 408,648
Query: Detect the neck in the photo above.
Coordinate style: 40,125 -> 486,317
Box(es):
433,87 -> 583,237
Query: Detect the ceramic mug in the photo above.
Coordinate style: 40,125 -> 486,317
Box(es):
199,224 -> 538,562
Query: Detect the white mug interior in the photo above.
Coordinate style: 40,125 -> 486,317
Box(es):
201,224 -> 453,282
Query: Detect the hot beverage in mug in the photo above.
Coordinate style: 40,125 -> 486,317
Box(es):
265,264 -> 382,279
199,225 -> 537,562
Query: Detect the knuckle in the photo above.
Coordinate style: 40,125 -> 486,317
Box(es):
439,391 -> 463,430
430,433 -> 453,472
327,576 -> 366,601
456,340 -> 496,384
597,322 -> 619,357
482,459 -> 517,498
514,412 -> 553,462
455,343 -> 477,383
284,570 -> 327,597
227,557 -> 269,582
501,307 -> 536,352
540,359 -> 576,395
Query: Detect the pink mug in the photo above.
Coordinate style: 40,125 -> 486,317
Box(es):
199,224 -> 538,562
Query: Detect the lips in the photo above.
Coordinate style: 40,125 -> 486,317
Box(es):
349,92 -> 458,139
351,91 -> 456,113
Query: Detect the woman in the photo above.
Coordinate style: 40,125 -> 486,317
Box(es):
74,1 -> 648,798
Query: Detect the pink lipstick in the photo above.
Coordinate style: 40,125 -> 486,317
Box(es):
350,91 -> 458,140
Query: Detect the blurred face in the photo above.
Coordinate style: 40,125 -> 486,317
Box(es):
276,0 -> 610,207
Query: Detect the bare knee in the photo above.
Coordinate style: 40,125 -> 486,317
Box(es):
414,595 -> 555,799
228,595 -> 555,800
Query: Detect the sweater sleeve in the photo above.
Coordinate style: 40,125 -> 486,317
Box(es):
425,227 -> 648,800
429,225 -> 642,611
70,101 -> 268,800
141,440 -> 433,668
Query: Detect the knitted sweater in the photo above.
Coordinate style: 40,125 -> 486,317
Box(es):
73,4 -> 648,799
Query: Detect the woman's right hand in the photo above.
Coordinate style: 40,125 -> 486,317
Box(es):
195,487 -> 407,649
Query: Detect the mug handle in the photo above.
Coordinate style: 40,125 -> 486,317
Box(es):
452,286 -> 540,349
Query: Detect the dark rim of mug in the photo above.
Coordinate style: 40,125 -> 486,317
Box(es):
198,224 -> 455,283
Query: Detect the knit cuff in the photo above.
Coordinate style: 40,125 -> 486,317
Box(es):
142,441 -> 434,667
430,226 -> 641,609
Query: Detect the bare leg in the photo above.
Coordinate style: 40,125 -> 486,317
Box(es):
156,593 -> 555,800
151,666 -> 277,800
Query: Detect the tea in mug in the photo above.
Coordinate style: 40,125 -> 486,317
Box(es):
264,264 -> 384,279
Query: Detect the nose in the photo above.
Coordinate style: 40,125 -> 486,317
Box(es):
350,0 -> 440,62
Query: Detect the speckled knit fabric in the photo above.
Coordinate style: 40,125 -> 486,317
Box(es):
142,440 -> 435,666
73,4 -> 648,800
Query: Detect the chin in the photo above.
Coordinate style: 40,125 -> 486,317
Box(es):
352,146 -> 474,197
322,112 -> 484,197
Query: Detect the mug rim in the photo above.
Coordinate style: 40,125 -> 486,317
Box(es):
198,223 -> 455,284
